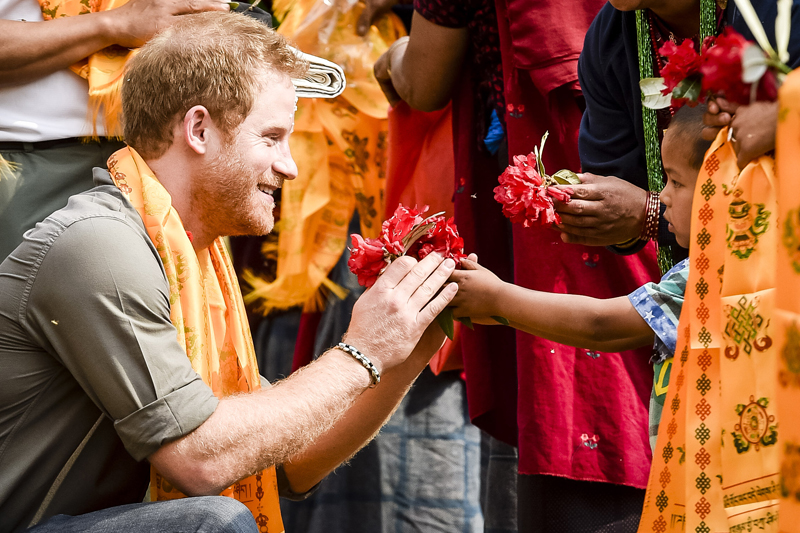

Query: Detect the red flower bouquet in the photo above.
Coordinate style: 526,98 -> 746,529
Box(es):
645,24 -> 791,110
348,204 -> 470,339
348,205 -> 466,289
493,132 -> 578,227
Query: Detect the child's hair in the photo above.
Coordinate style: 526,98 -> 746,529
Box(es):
665,104 -> 714,170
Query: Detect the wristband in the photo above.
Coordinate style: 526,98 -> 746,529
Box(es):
337,342 -> 381,388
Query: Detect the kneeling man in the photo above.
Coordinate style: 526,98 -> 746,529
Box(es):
0,12 -> 458,533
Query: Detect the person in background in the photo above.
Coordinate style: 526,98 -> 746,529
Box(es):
374,1 -> 667,531
566,0 -> 800,252
450,104 -> 711,456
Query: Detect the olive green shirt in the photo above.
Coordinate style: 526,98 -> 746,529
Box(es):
0,170 -> 220,532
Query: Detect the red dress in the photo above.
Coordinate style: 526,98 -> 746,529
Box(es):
415,0 -> 662,490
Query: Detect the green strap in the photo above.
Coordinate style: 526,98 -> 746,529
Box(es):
635,0 -> 716,274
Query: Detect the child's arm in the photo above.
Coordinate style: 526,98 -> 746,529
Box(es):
449,259 -> 655,352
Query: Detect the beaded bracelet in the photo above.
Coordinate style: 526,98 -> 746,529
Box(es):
337,342 -> 381,388
639,191 -> 660,242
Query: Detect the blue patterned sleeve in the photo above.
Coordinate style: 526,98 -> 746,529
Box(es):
627,258 -> 689,360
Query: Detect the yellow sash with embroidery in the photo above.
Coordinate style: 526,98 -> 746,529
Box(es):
38,0 -> 133,136
639,130 -> 780,533
107,147 -> 284,532
774,69 -> 800,532
243,0 -> 404,313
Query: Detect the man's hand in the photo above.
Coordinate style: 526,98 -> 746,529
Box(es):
553,173 -> 647,246
728,101 -> 779,169
448,258 -> 504,320
102,0 -> 230,49
702,97 -> 738,141
343,253 -> 458,374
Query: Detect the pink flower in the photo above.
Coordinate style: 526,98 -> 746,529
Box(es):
660,40 -> 702,93
493,152 -> 572,227
406,216 -> 466,263
347,234 -> 389,288
348,204 -> 468,288
700,28 -> 751,105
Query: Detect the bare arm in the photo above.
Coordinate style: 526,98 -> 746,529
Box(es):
149,254 -> 458,496
373,11 -> 468,111
449,259 -> 654,352
0,0 -> 228,87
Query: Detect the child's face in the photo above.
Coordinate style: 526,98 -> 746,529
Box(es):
660,128 -> 698,249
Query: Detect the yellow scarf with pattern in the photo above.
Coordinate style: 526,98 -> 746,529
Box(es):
638,131 -> 780,533
38,0 -> 132,137
107,146 -> 284,532
243,0 -> 404,313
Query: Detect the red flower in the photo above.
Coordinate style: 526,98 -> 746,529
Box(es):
348,234 -> 389,288
348,204 -> 468,288
380,204 -> 426,248
493,152 -> 572,227
700,28 -> 751,105
406,215 -> 466,263
659,40 -> 702,93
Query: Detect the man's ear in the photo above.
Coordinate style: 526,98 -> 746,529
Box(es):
182,105 -> 215,155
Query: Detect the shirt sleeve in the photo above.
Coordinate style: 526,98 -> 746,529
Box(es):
627,258 -> 689,355
24,215 -> 219,461
577,6 -> 647,190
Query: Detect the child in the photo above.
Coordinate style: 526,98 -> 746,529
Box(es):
449,105 -> 713,450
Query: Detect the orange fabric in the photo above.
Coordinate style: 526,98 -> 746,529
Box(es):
639,130 -> 780,533
774,69 -> 800,532
385,102 -> 455,219
107,147 -> 283,532
38,0 -> 132,137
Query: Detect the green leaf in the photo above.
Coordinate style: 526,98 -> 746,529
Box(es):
640,77 -> 671,110
229,2 -> 240,8
436,308 -> 455,340
455,316 -> 474,329
536,132 -> 549,178
673,77 -> 702,102
551,169 -> 582,185
491,315 -> 510,326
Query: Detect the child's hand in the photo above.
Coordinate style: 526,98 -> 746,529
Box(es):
448,257 -> 504,319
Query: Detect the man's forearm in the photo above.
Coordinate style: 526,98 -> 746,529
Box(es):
281,345 -> 431,492
149,349 -> 373,496
0,15 -> 116,87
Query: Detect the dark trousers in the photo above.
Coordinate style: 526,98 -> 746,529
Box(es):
27,497 -> 258,533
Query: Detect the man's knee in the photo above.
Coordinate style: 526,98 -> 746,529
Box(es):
193,497 -> 258,533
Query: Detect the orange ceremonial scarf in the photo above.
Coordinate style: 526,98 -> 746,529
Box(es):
638,130 -> 780,533
243,0 -> 404,313
107,147 -> 284,532
774,69 -> 800,532
38,0 -> 132,136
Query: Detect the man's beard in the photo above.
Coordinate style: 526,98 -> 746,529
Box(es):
192,143 -> 276,240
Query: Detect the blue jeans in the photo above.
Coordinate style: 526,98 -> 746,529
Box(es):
27,497 -> 258,533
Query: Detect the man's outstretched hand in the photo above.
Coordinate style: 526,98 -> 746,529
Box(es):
343,253 -> 458,374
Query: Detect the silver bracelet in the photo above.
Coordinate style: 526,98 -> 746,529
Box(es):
337,342 -> 380,388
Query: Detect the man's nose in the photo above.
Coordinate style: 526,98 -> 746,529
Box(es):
273,156 -> 298,181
